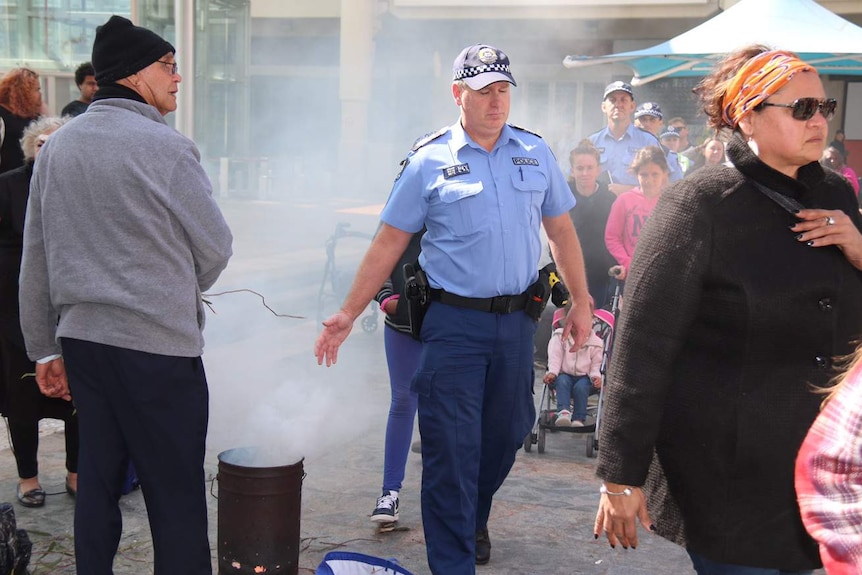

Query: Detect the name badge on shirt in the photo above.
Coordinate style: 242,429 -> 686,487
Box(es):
443,163 -> 470,179
512,157 -> 539,166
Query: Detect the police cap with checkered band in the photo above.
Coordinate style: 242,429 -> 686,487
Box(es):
452,44 -> 517,90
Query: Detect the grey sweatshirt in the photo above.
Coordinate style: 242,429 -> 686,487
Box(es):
19,98 -> 233,359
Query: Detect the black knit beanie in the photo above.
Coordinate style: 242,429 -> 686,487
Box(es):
92,15 -> 175,84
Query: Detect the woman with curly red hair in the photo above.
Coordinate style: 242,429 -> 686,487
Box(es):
0,68 -> 43,174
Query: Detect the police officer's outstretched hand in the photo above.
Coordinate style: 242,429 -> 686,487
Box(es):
315,311 -> 354,367
563,300 -> 593,351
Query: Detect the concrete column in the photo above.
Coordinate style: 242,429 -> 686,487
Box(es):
174,0 -> 195,138
338,0 -> 375,193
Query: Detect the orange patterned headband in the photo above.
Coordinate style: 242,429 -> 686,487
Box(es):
721,50 -> 812,128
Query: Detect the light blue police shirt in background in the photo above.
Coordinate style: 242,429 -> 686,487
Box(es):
381,121 -> 575,299
589,123 -> 660,187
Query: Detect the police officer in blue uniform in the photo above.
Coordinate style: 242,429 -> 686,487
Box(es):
633,101 -> 684,182
315,44 -> 592,575
589,81 -> 663,195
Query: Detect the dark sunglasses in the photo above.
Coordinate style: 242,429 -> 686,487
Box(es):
759,98 -> 837,121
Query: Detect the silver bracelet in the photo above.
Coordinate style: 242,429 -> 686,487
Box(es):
600,484 -> 632,497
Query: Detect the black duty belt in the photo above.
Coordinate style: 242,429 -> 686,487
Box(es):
429,289 -> 529,314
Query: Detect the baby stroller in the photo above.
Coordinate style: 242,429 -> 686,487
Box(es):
524,283 -> 621,457
316,222 -> 378,333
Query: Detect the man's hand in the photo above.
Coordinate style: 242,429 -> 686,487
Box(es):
314,311 -> 355,367
562,301 -> 593,351
36,357 -> 71,401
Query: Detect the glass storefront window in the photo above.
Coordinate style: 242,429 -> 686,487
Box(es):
0,1 -> 132,71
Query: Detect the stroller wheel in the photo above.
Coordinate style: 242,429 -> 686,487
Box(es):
538,427 -> 547,454
523,434 -> 532,453
586,437 -> 595,458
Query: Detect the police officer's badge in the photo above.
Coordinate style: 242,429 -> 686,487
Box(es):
478,48 -> 498,65
643,102 -> 655,111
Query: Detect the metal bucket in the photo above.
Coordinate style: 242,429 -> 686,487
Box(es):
216,447 -> 304,575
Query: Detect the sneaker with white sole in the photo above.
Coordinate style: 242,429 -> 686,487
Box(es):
370,490 -> 399,523
555,409 -> 573,427
571,419 -> 585,427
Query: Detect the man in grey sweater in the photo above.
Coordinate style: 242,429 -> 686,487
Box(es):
19,15 -> 232,574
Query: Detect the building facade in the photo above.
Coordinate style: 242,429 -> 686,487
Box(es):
1,0 -> 859,197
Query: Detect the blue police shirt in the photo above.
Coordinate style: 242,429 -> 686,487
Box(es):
381,121 -> 575,298
665,148 -> 684,182
589,124 -> 660,186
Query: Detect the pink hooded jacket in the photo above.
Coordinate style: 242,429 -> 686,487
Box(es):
546,328 -> 604,379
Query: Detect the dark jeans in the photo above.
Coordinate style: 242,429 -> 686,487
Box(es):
687,551 -> 814,575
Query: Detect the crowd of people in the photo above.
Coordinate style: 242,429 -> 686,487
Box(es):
314,39 -> 862,575
1,14 -> 862,575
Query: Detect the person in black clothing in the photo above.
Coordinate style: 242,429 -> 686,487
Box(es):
368,231 -> 423,526
0,116 -> 76,508
829,128 -> 848,162
61,62 -> 98,117
567,139 -> 617,309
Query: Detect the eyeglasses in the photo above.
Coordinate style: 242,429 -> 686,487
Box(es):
157,60 -> 178,75
759,98 -> 837,121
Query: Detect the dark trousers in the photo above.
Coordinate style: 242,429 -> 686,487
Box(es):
61,338 -> 212,575
412,303 -> 536,575
1,334 -> 78,479
8,416 -> 78,478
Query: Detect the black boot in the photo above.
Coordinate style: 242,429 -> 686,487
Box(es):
475,527 -> 491,565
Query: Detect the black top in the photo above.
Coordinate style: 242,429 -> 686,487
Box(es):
829,138 -> 847,161
0,106 -> 34,175
567,179 -> 617,308
0,164 -> 31,347
61,99 -> 89,117
598,131 -> 862,569
375,231 -> 423,334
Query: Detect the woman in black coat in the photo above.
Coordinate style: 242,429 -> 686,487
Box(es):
0,116 -> 76,507
594,45 -> 862,574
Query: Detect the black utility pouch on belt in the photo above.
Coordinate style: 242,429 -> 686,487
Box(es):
524,279 -> 548,321
403,262 -> 430,340
525,262 -> 568,322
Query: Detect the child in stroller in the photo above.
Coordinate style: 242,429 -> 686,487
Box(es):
543,305 -> 604,427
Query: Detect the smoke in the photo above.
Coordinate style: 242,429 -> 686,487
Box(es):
196,8 -> 697,462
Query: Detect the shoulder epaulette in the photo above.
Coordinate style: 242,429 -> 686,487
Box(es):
509,124 -> 543,139
410,127 -> 448,152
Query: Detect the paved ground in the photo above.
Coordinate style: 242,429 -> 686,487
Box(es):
0,198 -> 823,574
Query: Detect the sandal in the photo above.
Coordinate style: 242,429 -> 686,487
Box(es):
17,483 -> 46,508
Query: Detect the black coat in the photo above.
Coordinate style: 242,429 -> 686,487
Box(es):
0,164 -> 30,348
0,106 -> 32,175
597,132 -> 862,570
0,164 -> 72,421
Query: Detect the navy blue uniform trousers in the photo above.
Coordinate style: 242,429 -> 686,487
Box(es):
61,338 -> 212,575
412,302 -> 536,575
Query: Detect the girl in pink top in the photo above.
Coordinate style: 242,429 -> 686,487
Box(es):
605,146 -> 670,279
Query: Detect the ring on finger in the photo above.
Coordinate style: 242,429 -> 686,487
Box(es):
826,216 -> 836,226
